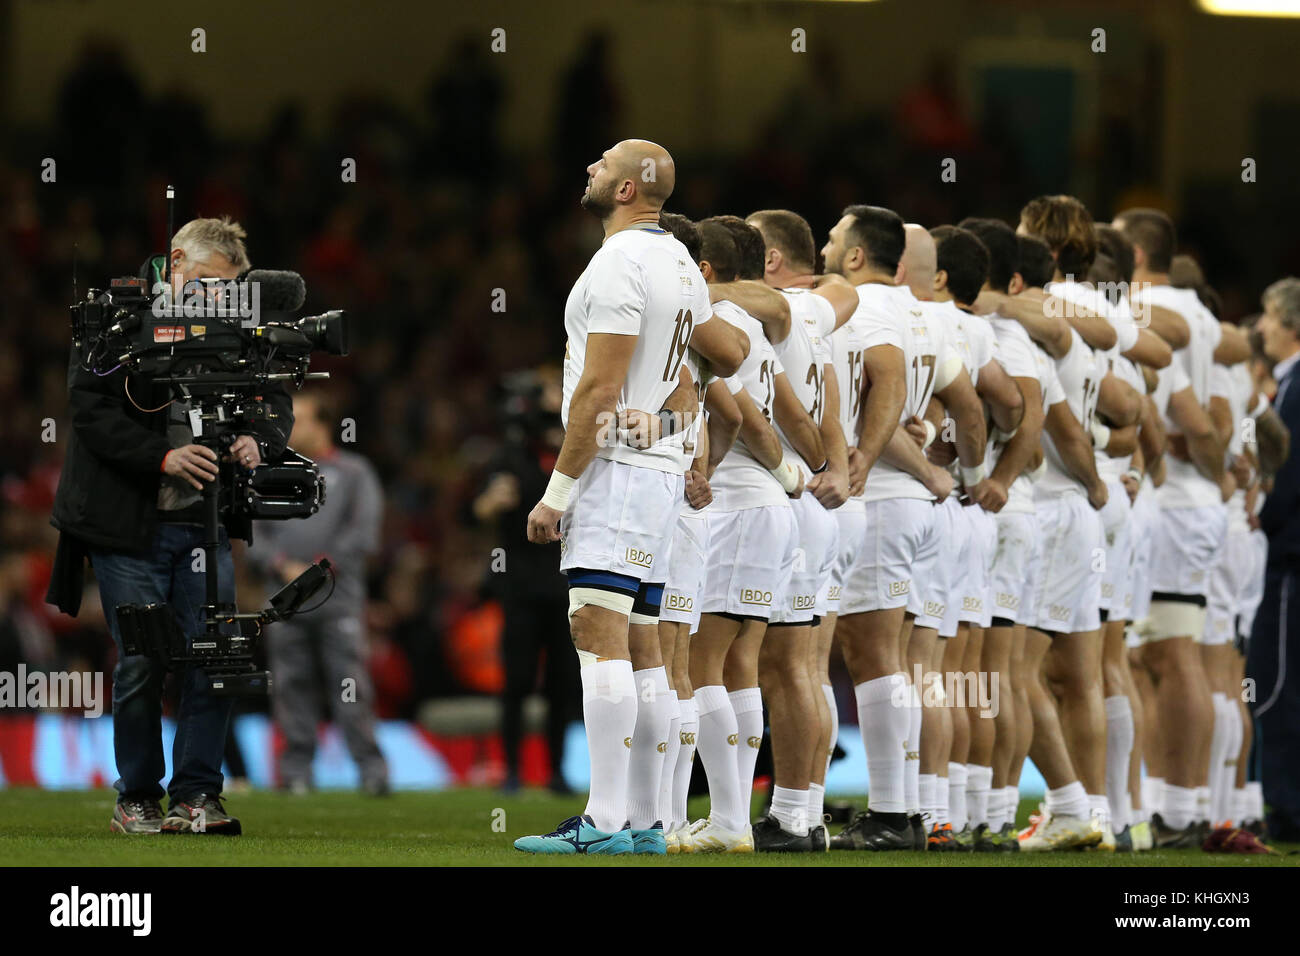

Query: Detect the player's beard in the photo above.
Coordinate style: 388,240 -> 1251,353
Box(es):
823,247 -> 844,277
580,180 -> 615,220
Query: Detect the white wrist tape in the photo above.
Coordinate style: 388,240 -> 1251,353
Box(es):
921,420 -> 937,450
1249,395 -> 1269,419
959,463 -> 986,487
990,424 -> 1018,444
1090,419 -> 1111,450
769,459 -> 802,494
541,470 -> 577,511
1125,467 -> 1143,483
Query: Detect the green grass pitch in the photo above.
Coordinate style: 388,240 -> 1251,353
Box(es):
1,788 -> 1294,866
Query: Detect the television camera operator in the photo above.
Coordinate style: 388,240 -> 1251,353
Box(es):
45,217 -> 293,836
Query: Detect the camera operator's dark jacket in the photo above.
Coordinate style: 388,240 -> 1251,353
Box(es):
46,257 -> 294,615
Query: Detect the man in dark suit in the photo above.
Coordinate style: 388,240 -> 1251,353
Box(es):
1248,277 -> 1300,841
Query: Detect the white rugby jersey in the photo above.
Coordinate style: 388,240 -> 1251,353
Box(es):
773,288 -> 837,480
1133,284 -> 1223,510
562,225 -> 713,474
708,299 -> 790,512
829,282 -> 906,450
986,314 -> 1048,513
1211,361 -> 1254,533
1036,327 -> 1107,499
861,286 -> 960,503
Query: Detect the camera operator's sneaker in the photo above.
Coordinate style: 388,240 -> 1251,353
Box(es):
111,798 -> 164,834
161,794 -> 242,836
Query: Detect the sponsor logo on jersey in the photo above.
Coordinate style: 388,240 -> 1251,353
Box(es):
625,547 -> 654,569
739,588 -> 773,607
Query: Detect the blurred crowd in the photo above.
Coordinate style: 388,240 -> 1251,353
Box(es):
0,31 -> 1290,729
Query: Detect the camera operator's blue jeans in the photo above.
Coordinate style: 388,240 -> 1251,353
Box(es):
91,524 -> 236,804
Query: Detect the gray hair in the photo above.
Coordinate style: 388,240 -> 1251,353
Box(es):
1263,277 -> 1300,335
171,216 -> 250,271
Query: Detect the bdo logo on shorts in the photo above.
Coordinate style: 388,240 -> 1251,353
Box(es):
924,600 -> 945,618
827,585 -> 841,601
962,596 -> 983,612
625,547 -> 654,568
1049,604 -> 1071,623
888,580 -> 911,597
665,594 -> 693,611
740,589 -> 773,607
792,594 -> 815,611
995,592 -> 1020,611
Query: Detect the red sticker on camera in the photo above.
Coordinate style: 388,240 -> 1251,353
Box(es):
153,326 -> 185,343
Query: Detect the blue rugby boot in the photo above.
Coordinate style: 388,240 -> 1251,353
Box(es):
514,815 -> 634,855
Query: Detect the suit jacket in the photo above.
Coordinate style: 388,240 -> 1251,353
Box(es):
1262,359 -> 1300,567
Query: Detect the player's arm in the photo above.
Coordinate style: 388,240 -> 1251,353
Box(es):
810,273 -> 859,331
690,316 -> 749,378
1043,400 -> 1108,510
1096,372 -> 1143,428
856,343 -> 907,471
1143,304 -> 1191,350
976,359 -> 1025,434
703,380 -> 743,476
1166,385 -> 1227,488
1213,323 -> 1251,365
1123,328 -> 1173,370
1097,423 -> 1139,458
709,281 -> 791,345
772,370 -> 827,473
933,362 -> 987,478
980,290 -> 1072,359
880,422 -> 954,499
807,361 -> 850,507
984,375 -> 1043,511
1136,395 -> 1167,475
1255,403 -> 1291,479
1061,301 -> 1118,352
527,331 -> 635,543
1208,393 -> 1234,451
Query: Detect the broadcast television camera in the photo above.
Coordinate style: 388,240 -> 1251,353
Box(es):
70,254 -> 352,695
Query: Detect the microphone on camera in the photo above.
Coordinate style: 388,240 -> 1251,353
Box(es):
243,269 -> 307,312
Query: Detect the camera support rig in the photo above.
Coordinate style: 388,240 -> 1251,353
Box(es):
116,373 -> 336,696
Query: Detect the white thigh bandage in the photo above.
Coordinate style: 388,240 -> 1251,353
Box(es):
568,587 -> 635,620
1142,600 -> 1206,642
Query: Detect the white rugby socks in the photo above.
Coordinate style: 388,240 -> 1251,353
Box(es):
855,674 -> 908,813
657,693 -> 682,829
626,667 -> 673,829
948,762 -> 968,831
730,687 -> 764,823
1044,781 -> 1091,820
694,685 -> 747,831
966,764 -> 992,828
772,785 -> 810,836
580,658 -> 638,833
904,683 -> 923,815
1105,695 -> 1134,831
672,696 -> 699,829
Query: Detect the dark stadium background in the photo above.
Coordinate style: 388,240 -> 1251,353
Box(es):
2,0 -> 1298,788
